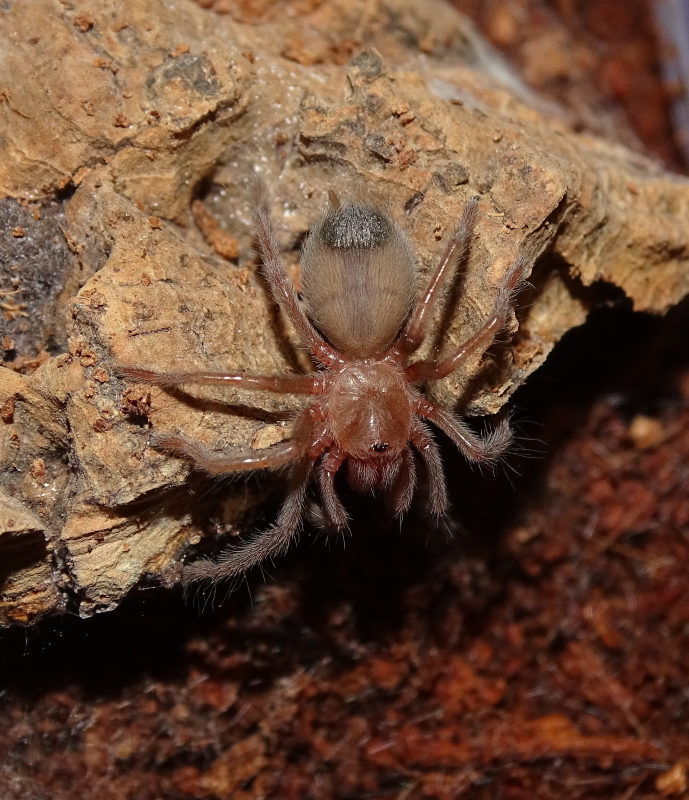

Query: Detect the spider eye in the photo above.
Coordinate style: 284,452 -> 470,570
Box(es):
372,442 -> 389,452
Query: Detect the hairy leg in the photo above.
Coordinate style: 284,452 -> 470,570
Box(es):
410,418 -> 448,517
183,455 -> 314,585
253,183 -> 344,370
151,403 -> 328,474
318,445 -> 348,531
385,445 -> 417,517
416,398 -> 512,467
150,432 -> 302,474
118,366 -> 327,394
181,405 -> 331,584
397,197 -> 479,356
406,256 -> 528,382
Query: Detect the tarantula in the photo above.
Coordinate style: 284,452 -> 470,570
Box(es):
120,186 -> 527,585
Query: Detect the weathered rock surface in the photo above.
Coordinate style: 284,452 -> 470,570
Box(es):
1,0 -> 689,624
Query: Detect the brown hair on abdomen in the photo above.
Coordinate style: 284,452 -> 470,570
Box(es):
300,201 -> 416,358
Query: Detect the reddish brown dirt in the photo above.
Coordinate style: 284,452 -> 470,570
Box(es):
452,0 -> 685,171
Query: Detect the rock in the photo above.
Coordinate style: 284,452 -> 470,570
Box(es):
2,0 -> 689,623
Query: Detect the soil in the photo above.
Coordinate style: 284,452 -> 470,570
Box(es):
453,0 -> 685,172
1,1 -> 689,799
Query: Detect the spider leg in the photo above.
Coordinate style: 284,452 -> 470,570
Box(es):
253,183 -> 344,370
150,432 -> 302,474
151,402 -> 327,475
117,366 -> 326,395
385,445 -> 417,517
397,197 -> 479,356
410,418 -> 448,517
416,398 -> 512,467
183,455 -> 314,584
406,255 -> 528,382
182,404 -> 330,584
318,445 -> 349,531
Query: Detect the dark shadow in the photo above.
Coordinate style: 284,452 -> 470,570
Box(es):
0,534 -> 49,591
127,384 -> 296,424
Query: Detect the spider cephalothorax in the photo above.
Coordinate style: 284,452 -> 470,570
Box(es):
120,185 -> 527,585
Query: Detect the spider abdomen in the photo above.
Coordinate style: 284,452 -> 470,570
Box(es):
301,200 -> 416,358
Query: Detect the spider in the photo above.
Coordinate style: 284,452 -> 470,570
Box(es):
119,185 -> 527,585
